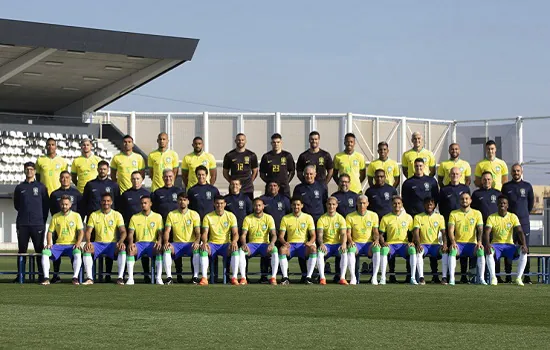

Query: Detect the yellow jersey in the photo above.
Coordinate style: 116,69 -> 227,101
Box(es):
333,151 -> 366,193
367,158 -> 400,186
202,211 -> 238,244
437,159 -> 471,186
345,210 -> 379,243
71,154 -> 102,193
242,213 -> 276,244
402,148 -> 435,178
147,149 -> 180,192
165,209 -> 201,243
486,212 -> 521,244
48,211 -> 84,245
181,151 -> 217,188
413,212 -> 446,245
36,155 -> 68,195
128,211 -> 164,242
316,212 -> 347,245
87,209 -> 125,243
448,209 -> 483,243
474,158 -> 508,191
280,212 -> 315,243
110,152 -> 145,193
380,212 -> 414,244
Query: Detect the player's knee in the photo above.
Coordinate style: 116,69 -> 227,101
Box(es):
407,246 -> 416,255
72,248 -> 81,256
347,246 -> 357,254
449,248 -> 457,257
372,246 -> 381,253
270,246 -> 278,254
42,248 -> 52,257
199,250 -> 208,257
476,248 -> 485,257
381,246 -> 390,256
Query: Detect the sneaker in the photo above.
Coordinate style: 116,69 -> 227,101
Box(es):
515,278 -> 524,287
156,278 -> 164,285
269,277 -> 277,285
299,276 -> 306,284
389,275 -> 398,284
441,277 -> 448,285
479,279 -> 487,286
379,278 -> 386,285
523,276 -> 532,285
165,277 -> 173,285
116,278 -> 124,285
305,277 -> 313,285
350,278 -> 357,285
104,275 -> 112,283
419,277 -> 426,285
431,276 -> 441,284
40,278 -> 50,286
410,278 -> 418,285
71,278 -> 80,286
51,276 -> 62,284
332,275 -> 341,284
125,279 -> 135,285
505,276 -> 512,284
460,276 -> 469,284
449,279 -> 455,286
191,277 -> 200,284
361,262 -> 369,273
371,279 -> 379,286
12,277 -> 20,283
258,276 -> 269,284
490,278 -> 498,286
230,277 -> 239,286
199,277 -> 208,286
338,279 -> 349,285
177,276 -> 185,284
319,278 -> 327,285
144,276 -> 152,284
496,276 -> 504,284
82,279 -> 94,285
239,278 -> 248,285
281,277 -> 290,285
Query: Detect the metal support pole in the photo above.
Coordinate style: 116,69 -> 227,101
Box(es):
167,114 -> 173,150
203,111 -> 209,153
451,121 -> 457,143
484,121 -> 489,141
238,114 -> 245,134
346,112 -> 353,133
311,114 -> 317,132
517,116 -> 523,164
427,121 -> 432,150
275,112 -> 281,134
129,111 -> 136,142
400,118 -> 408,158
375,117 -> 380,151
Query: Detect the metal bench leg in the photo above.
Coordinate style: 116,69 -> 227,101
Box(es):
18,255 -> 24,284
223,256 -> 227,285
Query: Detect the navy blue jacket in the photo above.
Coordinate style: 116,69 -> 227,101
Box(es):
471,187 -> 501,222
365,184 -> 397,219
332,190 -> 358,218
502,180 -> 534,233
225,193 -> 253,230
187,183 -> 220,220
14,179 -> 49,226
49,186 -> 82,216
401,175 -> 439,216
118,187 -> 150,225
260,193 -> 291,230
81,177 -> 120,216
293,181 -> 328,222
152,186 -> 184,221
438,184 -> 470,222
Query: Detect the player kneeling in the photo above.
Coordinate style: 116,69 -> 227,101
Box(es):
41,195 -> 84,285
82,193 -> 127,285
162,192 -> 202,285
317,197 -> 348,285
412,198 -> 446,285
239,198 -> 279,285
484,195 -> 529,286
278,196 -> 317,285
126,195 -> 164,285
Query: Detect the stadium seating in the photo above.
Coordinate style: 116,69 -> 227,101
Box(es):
0,130 -> 114,184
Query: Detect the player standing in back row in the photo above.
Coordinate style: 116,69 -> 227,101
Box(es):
296,131 -> 334,187
71,138 -> 102,194
260,133 -> 295,197
474,140 -> 508,191
36,138 -> 68,195
181,136 -> 217,189
148,132 -> 180,193
110,135 -> 145,193
402,132 -> 435,178
223,133 -> 258,200
333,133 -> 366,194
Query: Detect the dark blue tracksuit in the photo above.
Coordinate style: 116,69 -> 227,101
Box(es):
187,184 -> 220,220
293,181 -> 328,223
401,175 -> 439,216
81,177 -> 120,217
260,194 -> 291,231
332,190 -> 358,218
118,187 -> 151,225
365,184 -> 397,219
49,186 -> 82,216
225,193 -> 252,231
152,186 -> 184,221
438,184 -> 470,223
471,188 -> 501,222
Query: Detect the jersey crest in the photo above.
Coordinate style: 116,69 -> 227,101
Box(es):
520,188 -> 526,197
166,157 -> 172,163
244,156 -> 250,164
206,191 -> 212,200
150,222 -> 156,228
424,182 -> 430,191
388,166 -> 392,172
69,221 -> 75,227
186,219 -> 192,225
33,187 -> 38,196
281,157 -> 287,165
277,202 -> 283,210
314,190 -> 320,198
491,195 -> 497,203
348,198 -> 354,207
318,157 -> 324,166
384,192 -> 390,200
105,187 -> 111,193
56,163 -> 61,169
172,193 -> 177,201
469,218 -> 475,225
108,220 -> 114,226
91,164 -> 96,169
132,160 -> 137,167
238,200 -> 244,209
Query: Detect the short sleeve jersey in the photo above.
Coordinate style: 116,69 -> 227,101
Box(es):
448,209 -> 483,243
71,154 -> 102,193
296,149 -> 333,183
345,210 -> 379,243
222,149 -> 258,193
128,212 -> 164,242
48,211 -> 84,245
260,150 -> 295,188
402,148 -> 436,178
279,213 -> 315,243
367,159 -> 400,186
242,213 -> 276,244
202,211 -> 238,244
413,212 -> 446,245
87,209 -> 125,243
474,158 -> 508,191
437,159 -> 472,186
316,212 -> 347,245
36,155 -> 69,195
486,212 -> 521,244
147,149 -> 180,192
181,151 -> 217,188
379,212 -> 414,244
333,151 -> 366,193
165,209 -> 201,243
110,152 -> 146,193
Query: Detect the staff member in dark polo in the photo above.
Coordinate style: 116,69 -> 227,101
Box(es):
13,162 -> 49,283
81,160 -> 120,218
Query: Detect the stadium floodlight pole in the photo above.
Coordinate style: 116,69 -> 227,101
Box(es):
203,111 -> 209,153
517,116 -> 523,165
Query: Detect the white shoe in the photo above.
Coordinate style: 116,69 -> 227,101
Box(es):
156,278 -> 164,285
410,278 -> 418,285
350,278 -> 357,285
371,279 -> 379,286
379,278 -> 386,285
125,279 -> 135,285
479,279 -> 487,285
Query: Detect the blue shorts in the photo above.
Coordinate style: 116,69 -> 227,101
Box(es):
421,244 -> 441,257
355,242 -> 373,256
209,243 -> 229,258
135,242 -> 155,260
173,242 -> 194,259
93,242 -> 116,260
248,243 -> 271,257
457,243 -> 476,257
492,243 -> 519,260
388,243 -> 408,259
50,244 -> 80,260
321,244 -> 343,258
288,243 -> 307,259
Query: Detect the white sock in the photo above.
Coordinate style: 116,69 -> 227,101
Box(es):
517,252 -> 527,280
339,252 -> 348,280
409,253 -> 417,281
477,255 -> 486,283
371,252 -> 380,283
155,257 -> 163,281
192,253 -> 200,278
441,253 -> 448,278
417,253 -> 424,279
200,254 -> 209,278
486,253 -> 496,280
449,255 -> 457,282
280,255 -> 288,278
348,252 -> 356,282
117,253 -> 127,279
380,255 -> 388,281
230,253 -> 239,279
239,250 -> 247,279
306,254 -> 317,278
72,253 -> 82,279
163,252 -> 172,278
317,251 -> 326,280
127,257 -> 135,280
42,255 -> 51,279
270,253 -> 279,278
83,254 -> 93,280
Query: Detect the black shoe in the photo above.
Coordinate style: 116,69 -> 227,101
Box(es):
460,276 -> 470,284
144,276 -> 152,284
177,275 -> 185,283
104,275 -> 112,283
389,275 -> 398,284
258,276 -> 269,284
281,277 -> 290,285
505,276 -> 513,284
332,275 -> 341,284
496,276 -> 505,284
12,277 -> 20,283
419,277 -> 426,285
361,262 -> 369,274
431,276 -> 441,284
51,276 -> 62,284
165,277 -> 173,285
325,262 -> 332,274
305,277 -> 313,285
524,276 -> 533,284
191,277 -> 200,284
116,278 -> 124,285
300,276 -> 306,283
441,277 -> 448,285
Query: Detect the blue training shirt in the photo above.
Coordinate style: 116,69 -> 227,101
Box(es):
502,180 -> 534,233
365,184 -> 397,219
293,180 -> 328,222
401,175 -> 439,216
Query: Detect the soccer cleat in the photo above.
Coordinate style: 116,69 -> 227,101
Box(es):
191,277 -> 200,284
319,278 -> 327,285
479,279 -> 487,286
379,278 -> 386,285
40,278 -> 50,286
350,278 -> 357,285
71,278 -> 80,286
156,278 -> 164,285
125,279 -> 135,285
269,277 -> 277,285
419,277 -> 426,285
441,277 -> 448,285
281,277 -> 290,285
165,277 -> 173,285
82,279 -> 94,285
51,276 -> 62,284
305,277 -> 313,285
230,277 -> 239,286
116,278 -> 125,285
239,278 -> 248,285
371,278 -> 379,286
490,278 -> 498,286
299,276 -> 306,284
449,279 -> 455,286
515,278 -> 524,287
410,278 -> 418,285
104,276 -> 112,283
199,277 -> 208,286
338,279 -> 349,285
177,275 -> 185,284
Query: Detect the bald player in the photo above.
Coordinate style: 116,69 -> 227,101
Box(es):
438,143 -> 471,187
402,132 -> 435,178
148,132 -> 180,193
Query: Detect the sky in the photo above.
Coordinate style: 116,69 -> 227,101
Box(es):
3,0 -> 550,180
